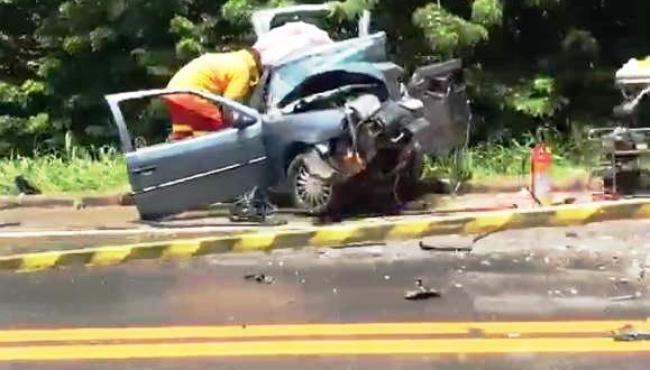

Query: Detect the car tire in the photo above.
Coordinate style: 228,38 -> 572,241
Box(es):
287,154 -> 338,214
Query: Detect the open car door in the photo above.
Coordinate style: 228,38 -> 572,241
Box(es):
407,59 -> 471,156
105,89 -> 268,220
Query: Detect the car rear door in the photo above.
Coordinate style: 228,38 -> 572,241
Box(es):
105,89 -> 268,220
407,59 -> 471,156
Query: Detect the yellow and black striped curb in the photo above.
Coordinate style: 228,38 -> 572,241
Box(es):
2,199 -> 650,273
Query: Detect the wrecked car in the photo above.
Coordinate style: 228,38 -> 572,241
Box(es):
105,5 -> 471,220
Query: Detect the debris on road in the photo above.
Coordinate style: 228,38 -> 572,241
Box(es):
244,273 -> 276,285
404,279 -> 441,301
610,292 -> 642,301
566,231 -> 579,238
0,222 -> 20,228
613,330 -> 650,342
473,228 -> 506,243
419,241 -> 473,252
14,175 -> 41,195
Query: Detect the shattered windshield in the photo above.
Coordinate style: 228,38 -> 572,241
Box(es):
267,33 -> 388,108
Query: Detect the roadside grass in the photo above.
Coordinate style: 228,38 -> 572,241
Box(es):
0,135 -> 600,195
0,147 -> 129,196
424,135 -> 600,185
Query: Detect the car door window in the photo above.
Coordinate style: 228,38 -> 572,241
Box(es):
117,93 -> 226,151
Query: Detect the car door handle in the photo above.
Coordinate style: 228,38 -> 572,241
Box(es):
132,165 -> 158,175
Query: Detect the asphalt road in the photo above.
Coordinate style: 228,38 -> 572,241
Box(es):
2,219 -> 650,369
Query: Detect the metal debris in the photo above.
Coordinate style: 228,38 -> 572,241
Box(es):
419,241 -> 472,252
472,229 -> 503,243
613,331 -> 650,342
404,279 -> 441,301
14,175 -> 41,195
610,292 -> 642,302
419,228 -> 503,252
244,273 -> 276,284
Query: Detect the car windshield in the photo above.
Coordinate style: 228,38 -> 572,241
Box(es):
267,32 -> 388,108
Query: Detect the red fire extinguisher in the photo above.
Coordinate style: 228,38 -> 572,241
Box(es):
531,143 -> 553,205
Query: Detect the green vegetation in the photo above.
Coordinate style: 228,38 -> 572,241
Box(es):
0,148 -> 128,195
0,139 -> 596,195
1,0 -> 648,194
425,140 -> 594,184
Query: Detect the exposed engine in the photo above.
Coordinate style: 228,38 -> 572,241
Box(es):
276,60 -> 470,214
316,93 -> 427,183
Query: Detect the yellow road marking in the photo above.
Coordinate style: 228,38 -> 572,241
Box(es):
310,226 -> 358,246
1,338 -> 650,361
551,204 -> 601,225
19,252 -> 60,271
231,233 -> 277,252
89,247 -> 132,266
0,320 -> 647,343
463,212 -> 514,234
635,203 -> 650,218
162,240 -> 201,259
385,221 -> 431,239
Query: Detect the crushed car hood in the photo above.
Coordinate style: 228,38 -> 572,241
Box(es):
267,32 -> 389,108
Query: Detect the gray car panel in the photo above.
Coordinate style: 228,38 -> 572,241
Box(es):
407,59 -> 471,155
132,157 -> 267,218
105,89 -> 267,220
127,124 -> 265,192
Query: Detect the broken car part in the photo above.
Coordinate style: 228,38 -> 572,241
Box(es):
588,59 -> 650,197
613,330 -> 650,342
404,279 -> 442,301
419,241 -> 473,253
244,273 -> 276,285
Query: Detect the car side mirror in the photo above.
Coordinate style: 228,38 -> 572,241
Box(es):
224,108 -> 257,129
233,114 -> 257,129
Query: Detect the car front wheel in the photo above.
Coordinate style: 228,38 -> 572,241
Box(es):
287,154 -> 337,214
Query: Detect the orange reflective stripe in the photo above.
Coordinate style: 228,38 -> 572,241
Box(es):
172,124 -> 193,132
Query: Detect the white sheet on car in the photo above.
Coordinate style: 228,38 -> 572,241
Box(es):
253,21 -> 334,66
616,57 -> 650,85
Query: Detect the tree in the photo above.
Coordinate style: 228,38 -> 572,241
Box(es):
2,0 -> 650,155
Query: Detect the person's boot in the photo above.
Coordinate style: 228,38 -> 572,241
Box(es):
229,188 -> 279,224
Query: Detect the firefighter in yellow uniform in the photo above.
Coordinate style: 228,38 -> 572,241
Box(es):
164,47 -> 276,222
163,48 -> 262,141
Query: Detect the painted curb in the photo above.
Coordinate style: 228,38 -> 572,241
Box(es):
0,194 -> 133,210
1,199 -> 649,273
